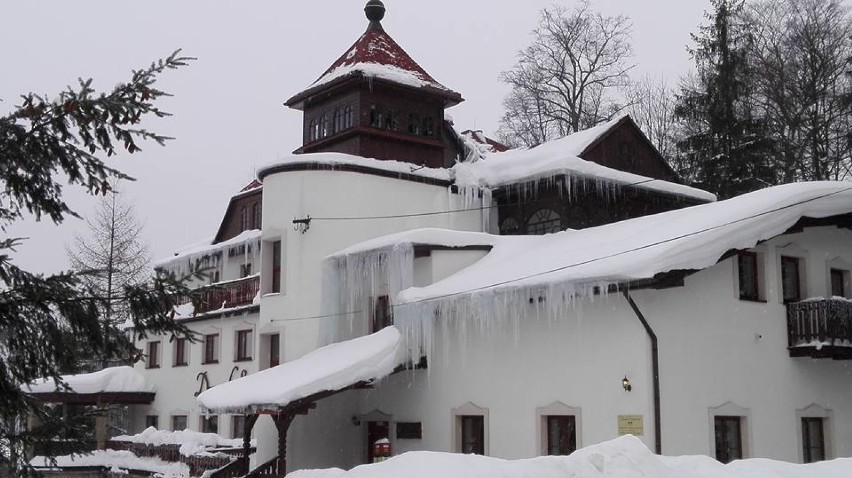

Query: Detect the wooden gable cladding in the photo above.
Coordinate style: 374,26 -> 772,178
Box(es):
295,79 -> 458,168
214,187 -> 262,244
579,116 -> 681,183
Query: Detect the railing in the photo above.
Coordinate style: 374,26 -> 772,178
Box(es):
191,275 -> 260,314
246,455 -> 281,477
787,298 -> 852,358
207,456 -> 247,478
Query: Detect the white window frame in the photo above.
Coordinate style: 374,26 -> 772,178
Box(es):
536,402 -> 581,456
708,401 -> 751,460
452,402 -> 489,455
775,243 -> 809,303
796,404 -> 833,463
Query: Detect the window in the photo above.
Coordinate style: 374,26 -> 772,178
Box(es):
714,416 -> 743,463
269,333 -> 280,368
172,415 -> 187,431
200,415 -> 218,434
319,114 -> 329,138
203,334 -> 220,364
407,112 -> 421,135
145,415 -> 159,429
308,118 -> 318,142
422,116 -> 434,136
146,341 -> 161,369
738,252 -> 761,301
333,108 -> 344,133
460,416 -> 485,455
545,416 -> 576,455
232,415 -> 246,439
526,209 -> 562,235
830,268 -> 848,298
240,263 -> 252,278
271,240 -> 282,293
499,217 -> 520,235
252,202 -> 261,229
235,330 -> 253,361
781,256 -> 802,303
240,206 -> 250,232
802,417 -> 825,463
343,105 -> 354,129
173,338 -> 189,367
371,295 -> 393,332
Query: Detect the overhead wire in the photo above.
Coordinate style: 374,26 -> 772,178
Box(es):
270,184 -> 852,323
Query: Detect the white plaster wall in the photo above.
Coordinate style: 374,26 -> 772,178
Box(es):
361,296 -> 654,459
132,312 -> 259,439
629,226 -> 852,461
298,225 -> 852,466
255,169 -> 485,470
259,170 -> 484,362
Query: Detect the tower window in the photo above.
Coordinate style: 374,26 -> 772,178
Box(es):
343,105 -> 354,129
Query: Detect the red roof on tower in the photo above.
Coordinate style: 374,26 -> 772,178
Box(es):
285,0 -> 463,109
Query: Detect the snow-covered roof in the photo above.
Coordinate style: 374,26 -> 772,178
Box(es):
26,366 -> 153,395
197,326 -> 407,413
286,434 -> 852,478
257,152 -> 452,183
286,6 -> 461,108
112,427 -> 249,457
328,228 -> 495,259
31,450 -> 189,477
398,182 -> 852,304
154,229 -> 261,268
453,115 -> 715,202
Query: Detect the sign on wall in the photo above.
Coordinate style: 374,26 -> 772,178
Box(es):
618,415 -> 644,436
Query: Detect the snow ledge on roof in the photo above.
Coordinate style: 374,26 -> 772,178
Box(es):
26,366 -> 153,395
197,326 -> 407,413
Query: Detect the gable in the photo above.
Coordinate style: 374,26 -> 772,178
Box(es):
579,117 -> 681,183
213,188 -> 263,244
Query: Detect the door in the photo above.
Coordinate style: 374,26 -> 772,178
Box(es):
367,420 -> 390,463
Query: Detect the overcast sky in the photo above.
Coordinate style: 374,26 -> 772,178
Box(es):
2,0 -> 713,275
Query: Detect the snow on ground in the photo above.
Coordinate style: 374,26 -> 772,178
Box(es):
197,326 -> 406,413
31,449 -> 190,477
26,366 -> 152,394
112,427 -> 250,457
288,435 -> 852,478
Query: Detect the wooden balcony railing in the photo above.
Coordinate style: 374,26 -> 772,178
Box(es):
786,298 -> 852,359
190,275 -> 260,315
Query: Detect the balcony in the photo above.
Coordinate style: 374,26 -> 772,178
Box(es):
191,275 -> 260,315
787,298 -> 852,359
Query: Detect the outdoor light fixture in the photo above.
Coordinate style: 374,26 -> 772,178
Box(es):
351,415 -> 361,426
622,376 -> 632,392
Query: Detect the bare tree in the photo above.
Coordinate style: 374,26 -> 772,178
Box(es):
498,1 -> 634,147
625,74 -> 679,160
748,0 -> 852,181
68,186 -> 151,327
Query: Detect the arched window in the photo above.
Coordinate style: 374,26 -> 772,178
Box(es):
526,209 -> 562,235
319,115 -> 328,138
343,105 -> 353,129
240,206 -> 250,231
252,202 -> 261,229
308,118 -> 318,142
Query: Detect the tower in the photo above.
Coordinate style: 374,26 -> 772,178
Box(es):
285,1 -> 464,168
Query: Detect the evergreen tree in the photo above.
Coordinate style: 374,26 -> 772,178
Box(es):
675,0 -> 776,199
0,51 -> 200,476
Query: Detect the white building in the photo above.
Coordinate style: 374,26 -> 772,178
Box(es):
133,1 -> 852,476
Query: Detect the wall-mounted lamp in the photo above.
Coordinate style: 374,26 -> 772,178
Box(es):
622,375 -> 632,392
351,415 -> 361,426
293,216 -> 311,234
